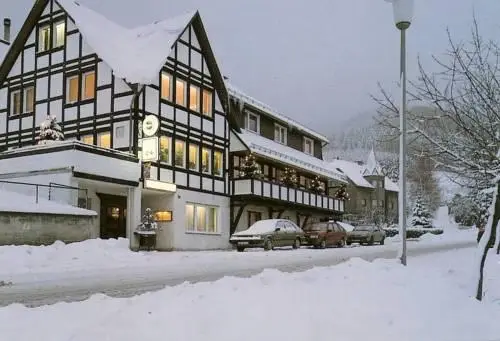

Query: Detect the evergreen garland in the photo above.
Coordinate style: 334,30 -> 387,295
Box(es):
280,167 -> 298,187
309,175 -> 325,194
239,153 -> 262,178
334,184 -> 350,201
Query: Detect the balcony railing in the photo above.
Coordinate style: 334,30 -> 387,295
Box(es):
232,178 -> 344,212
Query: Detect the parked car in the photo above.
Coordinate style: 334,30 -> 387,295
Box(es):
347,225 -> 386,245
229,219 -> 304,252
303,221 -> 347,248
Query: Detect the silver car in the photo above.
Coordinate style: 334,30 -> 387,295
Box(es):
346,225 -> 386,246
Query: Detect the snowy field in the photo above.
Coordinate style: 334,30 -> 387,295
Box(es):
0,246 -> 498,341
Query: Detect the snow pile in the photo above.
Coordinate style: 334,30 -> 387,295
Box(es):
0,248 -> 497,341
0,189 -> 96,216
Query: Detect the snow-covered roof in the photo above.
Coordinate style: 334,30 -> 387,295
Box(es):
57,0 -> 196,84
363,148 -> 383,176
238,129 -> 346,182
0,189 -> 97,216
227,83 -> 329,144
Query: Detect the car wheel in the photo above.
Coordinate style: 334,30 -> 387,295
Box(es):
293,238 -> 301,249
380,238 -> 385,245
338,238 -> 346,248
237,246 -> 245,252
264,239 -> 273,251
320,239 -> 327,249
368,237 -> 374,246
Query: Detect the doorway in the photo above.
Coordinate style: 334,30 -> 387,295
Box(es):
98,194 -> 127,239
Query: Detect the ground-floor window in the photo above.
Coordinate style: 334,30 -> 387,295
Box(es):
248,211 -> 262,227
186,203 -> 218,233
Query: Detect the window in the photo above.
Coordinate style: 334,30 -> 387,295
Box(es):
175,140 -> 186,168
81,134 -> 93,145
83,72 -> 95,100
54,21 -> 65,48
188,144 -> 199,171
247,112 -> 259,133
361,199 -> 367,207
160,136 -> 171,164
186,204 -> 218,233
24,87 -> 34,113
10,90 -> 21,115
379,200 -> 384,207
176,79 -> 186,106
161,73 -> 172,100
303,137 -> 314,155
274,124 -> 287,144
97,132 -> 110,148
67,75 -> 79,103
201,148 -> 211,173
202,89 -> 212,117
389,201 -> 394,209
39,25 -> 51,52
372,199 -> 378,208
248,211 -> 262,227
213,150 -> 223,176
189,85 -> 200,112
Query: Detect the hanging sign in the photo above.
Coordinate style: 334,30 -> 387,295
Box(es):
142,115 -> 159,137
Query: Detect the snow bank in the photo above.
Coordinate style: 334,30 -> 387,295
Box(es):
0,248 -> 497,341
0,189 -> 96,216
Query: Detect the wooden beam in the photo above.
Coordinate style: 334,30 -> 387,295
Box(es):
230,204 -> 247,235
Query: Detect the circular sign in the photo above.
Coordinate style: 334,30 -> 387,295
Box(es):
142,115 -> 159,137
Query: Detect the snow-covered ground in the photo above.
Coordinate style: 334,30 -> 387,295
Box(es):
0,246 -> 498,341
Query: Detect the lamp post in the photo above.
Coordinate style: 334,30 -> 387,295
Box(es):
385,0 -> 413,266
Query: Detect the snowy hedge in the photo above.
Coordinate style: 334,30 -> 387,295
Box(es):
383,228 -> 444,239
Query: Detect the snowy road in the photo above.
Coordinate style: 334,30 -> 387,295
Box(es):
0,239 -> 475,307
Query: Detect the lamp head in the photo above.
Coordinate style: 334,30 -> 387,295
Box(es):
385,0 -> 414,30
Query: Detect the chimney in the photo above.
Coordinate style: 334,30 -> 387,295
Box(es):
3,18 -> 11,44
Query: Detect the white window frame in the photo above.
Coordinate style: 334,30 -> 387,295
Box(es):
10,90 -> 21,115
10,87 -> 35,115
174,139 -> 186,168
189,84 -> 200,112
67,75 -> 79,103
274,123 -> 287,145
24,86 -> 34,113
202,89 -> 212,117
161,72 -> 172,101
97,131 -> 111,148
160,135 -> 172,164
201,147 -> 211,174
54,21 -> 65,48
213,150 -> 223,177
246,112 -> 260,133
188,143 -> 199,171
303,137 -> 314,155
185,203 -> 219,234
38,24 -> 51,52
82,71 -> 95,100
81,134 -> 94,145
175,79 -> 187,106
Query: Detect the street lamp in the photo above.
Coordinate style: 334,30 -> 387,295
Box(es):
386,0 -> 414,266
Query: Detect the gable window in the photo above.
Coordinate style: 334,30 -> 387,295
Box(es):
67,72 -> 95,103
175,140 -> 186,168
83,72 -> 95,100
97,132 -> 111,149
186,203 -> 218,233
10,87 -> 34,115
81,134 -> 93,145
176,79 -> 186,106
188,144 -> 199,171
160,136 -> 171,164
67,75 -> 79,103
39,24 -> 51,52
161,73 -> 172,100
189,85 -> 200,112
201,147 -> 211,173
54,21 -> 65,48
246,112 -> 259,133
213,150 -> 223,177
24,87 -> 35,113
303,137 -> 314,155
10,90 -> 21,115
274,124 -> 287,145
202,89 -> 212,117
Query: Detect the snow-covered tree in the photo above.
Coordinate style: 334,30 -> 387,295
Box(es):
373,17 -> 500,300
239,154 -> 261,179
410,196 -> 433,229
37,115 -> 64,145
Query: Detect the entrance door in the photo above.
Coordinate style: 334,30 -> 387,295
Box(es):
99,194 -> 127,239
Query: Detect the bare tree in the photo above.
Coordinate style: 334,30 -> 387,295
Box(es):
372,17 -> 500,301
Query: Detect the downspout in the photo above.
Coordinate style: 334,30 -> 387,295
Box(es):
128,84 -> 146,155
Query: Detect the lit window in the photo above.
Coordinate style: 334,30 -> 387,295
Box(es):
176,79 -> 186,106
161,73 -> 172,100
83,72 -> 95,100
189,85 -> 200,112
202,89 -> 212,117
38,25 -> 51,52
201,147 -> 211,174
154,211 -> 173,222
24,87 -> 34,113
274,124 -> 287,145
81,134 -> 93,145
185,203 -> 218,233
213,150 -> 223,177
303,137 -> 314,155
188,144 -> 199,171
160,136 -> 171,164
97,132 -> 111,148
67,75 -> 79,103
175,140 -> 185,168
54,21 -> 65,48
11,90 -> 21,115
247,112 -> 259,133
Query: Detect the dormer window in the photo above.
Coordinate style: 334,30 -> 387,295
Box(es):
274,123 -> 287,145
246,112 -> 260,133
303,137 -> 314,155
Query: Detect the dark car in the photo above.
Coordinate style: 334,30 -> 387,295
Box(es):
229,219 -> 305,252
303,221 -> 347,248
347,225 -> 386,246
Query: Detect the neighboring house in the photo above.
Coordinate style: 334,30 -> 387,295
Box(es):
329,149 -> 398,224
227,84 -> 347,233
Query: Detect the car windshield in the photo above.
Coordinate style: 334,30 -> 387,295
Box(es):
303,223 -> 326,232
245,220 -> 279,234
353,226 -> 374,231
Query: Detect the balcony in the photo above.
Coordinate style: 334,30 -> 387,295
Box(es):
232,178 -> 344,213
